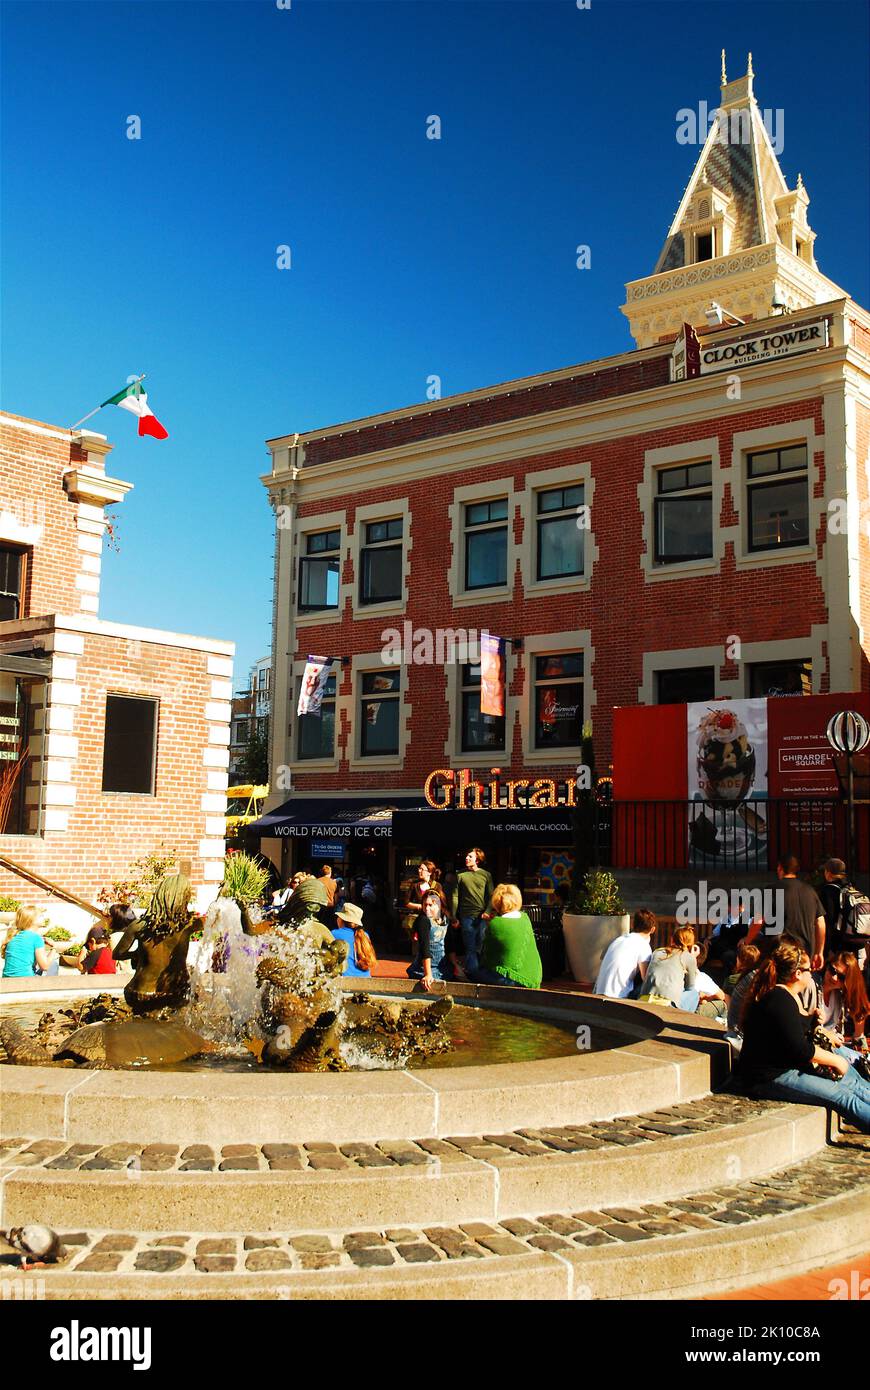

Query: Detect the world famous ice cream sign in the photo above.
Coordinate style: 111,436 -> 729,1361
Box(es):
688,700 -> 768,864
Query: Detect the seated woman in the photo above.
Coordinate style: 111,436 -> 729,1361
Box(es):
725,941 -> 761,1035
639,925 -> 698,1007
331,903 -> 377,979
470,883 -> 542,990
815,952 -> 869,1057
679,941 -> 726,1019
1,907 -> 54,978
734,939 -> 870,1133
407,889 -> 454,991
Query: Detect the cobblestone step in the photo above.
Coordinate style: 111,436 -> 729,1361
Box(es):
0,1097 -> 829,1233
6,1137 -> 867,1300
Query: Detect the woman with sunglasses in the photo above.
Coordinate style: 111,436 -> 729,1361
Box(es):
734,938 -> 870,1132
817,953 -> 869,1054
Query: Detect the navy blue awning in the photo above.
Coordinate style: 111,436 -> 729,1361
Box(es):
250,795 -> 427,839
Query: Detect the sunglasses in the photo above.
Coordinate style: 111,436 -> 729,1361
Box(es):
826,966 -> 846,981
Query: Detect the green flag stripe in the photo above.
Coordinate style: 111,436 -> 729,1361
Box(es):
100,383 -> 141,408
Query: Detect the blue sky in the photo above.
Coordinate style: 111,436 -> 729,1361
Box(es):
2,0 -> 868,685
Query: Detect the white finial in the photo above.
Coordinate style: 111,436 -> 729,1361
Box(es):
747,51 -> 754,77
721,49 -> 727,85
797,172 -> 804,188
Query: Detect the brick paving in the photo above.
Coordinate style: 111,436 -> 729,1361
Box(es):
0,1094 -> 786,1175
3,1133 -> 865,1280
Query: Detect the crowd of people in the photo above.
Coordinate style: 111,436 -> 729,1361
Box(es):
593,853 -> 870,1133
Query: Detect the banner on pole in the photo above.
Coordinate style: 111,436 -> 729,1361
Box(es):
297,656 -> 333,716
480,632 -> 505,717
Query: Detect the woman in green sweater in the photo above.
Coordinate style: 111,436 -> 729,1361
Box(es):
473,883 -> 542,989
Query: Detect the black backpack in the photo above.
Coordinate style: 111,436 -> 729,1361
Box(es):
836,884 -> 870,943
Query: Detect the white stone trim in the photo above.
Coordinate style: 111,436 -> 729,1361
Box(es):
42,808 -> 70,832
43,783 -> 76,806
291,507 -> 347,628
43,759 -> 72,783
77,533 -> 103,555
74,572 -> 101,594
50,656 -> 78,682
203,747 -> 230,769
0,511 -> 43,546
204,816 -> 227,838
207,724 -> 231,747
729,417 -> 820,571
198,838 -> 226,860
47,682 -> 81,707
0,413 -> 73,441
79,554 -> 102,575
203,861 -> 225,883
210,679 -> 233,701
349,496 -> 411,620
46,706 -> 75,733
737,634 -> 825,696
447,476 -> 517,606
442,643 -> 516,766
78,594 -> 100,615
284,655 -> 341,771
45,733 -> 78,760
517,461 -> 593,595
205,701 -> 232,723
639,645 -> 729,706
347,650 -> 410,770
201,793 -> 227,813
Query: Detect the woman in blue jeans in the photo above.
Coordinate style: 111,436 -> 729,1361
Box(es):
735,938 -> 870,1132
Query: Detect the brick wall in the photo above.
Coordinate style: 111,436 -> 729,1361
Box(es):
0,414 -> 88,616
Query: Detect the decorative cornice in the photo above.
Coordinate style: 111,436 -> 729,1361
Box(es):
62,467 -> 134,508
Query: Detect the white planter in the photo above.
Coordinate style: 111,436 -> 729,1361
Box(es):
562,912 -> 631,987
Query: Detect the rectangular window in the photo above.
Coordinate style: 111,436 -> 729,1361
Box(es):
360,669 -> 400,756
748,659 -> 811,698
747,445 -> 809,551
234,720 -> 250,744
533,653 -> 583,749
0,670 -> 39,835
536,486 -> 584,580
297,672 -> 336,760
461,661 -> 505,752
0,546 -> 24,621
654,462 -> 713,564
696,231 -> 713,261
298,529 -> 341,612
656,666 -> 716,705
464,499 -> 508,590
359,518 -> 403,605
102,695 -> 158,794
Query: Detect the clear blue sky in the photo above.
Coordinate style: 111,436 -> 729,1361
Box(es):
2,0 -> 867,684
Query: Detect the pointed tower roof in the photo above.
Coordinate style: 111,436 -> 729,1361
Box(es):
622,57 -> 847,348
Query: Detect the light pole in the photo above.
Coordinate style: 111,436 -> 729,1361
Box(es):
826,710 -> 870,879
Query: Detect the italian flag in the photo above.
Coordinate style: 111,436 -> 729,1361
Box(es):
101,383 -> 168,439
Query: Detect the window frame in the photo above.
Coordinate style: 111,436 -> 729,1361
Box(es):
296,670 -> 337,762
101,693 -> 159,796
531,651 -> 584,751
745,444 -> 810,554
0,544 -> 26,622
463,498 -> 509,592
655,665 -> 716,705
747,658 -> 812,698
535,486 -> 585,582
358,668 -> 401,758
653,462 -> 714,565
460,659 -> 506,754
359,517 -> 403,607
297,528 -> 342,614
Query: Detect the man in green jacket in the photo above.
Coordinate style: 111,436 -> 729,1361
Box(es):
451,848 -> 494,975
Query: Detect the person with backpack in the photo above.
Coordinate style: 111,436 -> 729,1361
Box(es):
820,857 -> 870,960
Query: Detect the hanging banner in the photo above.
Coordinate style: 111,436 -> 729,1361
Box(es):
688,700 -> 768,865
297,656 -> 333,716
480,632 -> 505,718
669,322 -> 701,381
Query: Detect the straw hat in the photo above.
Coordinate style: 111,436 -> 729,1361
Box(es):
335,903 -> 364,927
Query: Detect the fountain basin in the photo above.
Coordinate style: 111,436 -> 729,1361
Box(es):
0,978 -> 726,1144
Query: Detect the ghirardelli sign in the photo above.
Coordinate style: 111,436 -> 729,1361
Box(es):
699,319 -> 828,373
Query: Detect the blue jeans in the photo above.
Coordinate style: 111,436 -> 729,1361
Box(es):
461,915 -> 486,975
756,1062 -> 870,1133
470,965 -> 525,987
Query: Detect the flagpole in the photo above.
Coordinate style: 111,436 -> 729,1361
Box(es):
70,374 -> 146,431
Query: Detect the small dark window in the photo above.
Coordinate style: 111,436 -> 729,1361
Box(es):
297,673 -> 336,760
102,695 -> 158,794
464,499 -> 509,590
748,660 -> 811,698
360,669 -> 400,756
656,667 -> 716,705
654,462 -> 713,564
747,445 -> 809,551
461,661 -> 505,752
298,530 -> 341,612
536,487 -> 584,580
0,547 -> 24,621
360,518 -> 403,605
533,653 -> 583,748
696,232 -> 713,261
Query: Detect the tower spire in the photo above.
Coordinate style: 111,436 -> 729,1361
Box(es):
721,49 -> 727,86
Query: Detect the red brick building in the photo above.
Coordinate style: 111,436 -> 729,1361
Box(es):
0,413 -> 233,925
260,63 -> 870,895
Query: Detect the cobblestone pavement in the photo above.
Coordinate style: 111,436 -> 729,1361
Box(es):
2,1131 -> 865,1277
0,1095 -> 800,1174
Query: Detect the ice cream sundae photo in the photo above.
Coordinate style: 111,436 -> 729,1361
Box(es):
695,707 -> 756,804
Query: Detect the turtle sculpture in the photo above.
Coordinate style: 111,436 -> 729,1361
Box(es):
54,1017 -> 215,1068
112,872 -> 201,1014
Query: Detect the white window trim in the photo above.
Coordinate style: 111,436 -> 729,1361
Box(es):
349,498 -> 410,620
731,419 -> 819,571
348,650 -> 410,770
442,643 -> 514,766
740,635 -> 824,697
639,646 -> 733,706
521,629 -> 590,766
287,656 -> 341,772
293,509 -> 347,627
639,436 -> 723,583
448,478 -> 516,606
518,462 -> 593,595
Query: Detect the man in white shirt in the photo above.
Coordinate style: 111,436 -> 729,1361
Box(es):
595,910 -> 657,998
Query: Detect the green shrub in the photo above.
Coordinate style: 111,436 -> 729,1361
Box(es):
571,869 -> 625,916
44,926 -> 74,943
0,895 -> 21,912
220,853 -> 269,906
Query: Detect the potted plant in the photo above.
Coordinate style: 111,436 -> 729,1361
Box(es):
562,869 -> 630,987
0,895 -> 21,953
